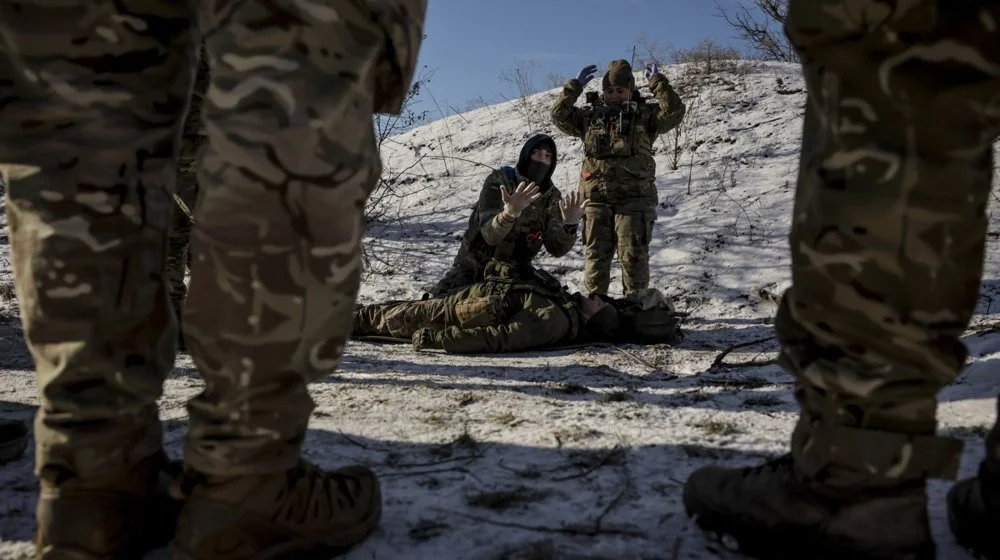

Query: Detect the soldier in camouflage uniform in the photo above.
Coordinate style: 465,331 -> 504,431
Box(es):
0,1 -> 425,558
431,133 -> 585,296
356,260 -> 680,353
165,50 -> 210,351
683,2 -> 1000,559
551,59 -> 685,296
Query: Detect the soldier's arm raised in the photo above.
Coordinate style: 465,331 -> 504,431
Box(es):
648,73 -> 686,134
476,170 -> 517,246
550,79 -> 589,138
541,188 -> 578,257
435,294 -> 569,353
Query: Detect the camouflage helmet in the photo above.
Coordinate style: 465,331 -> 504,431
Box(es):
602,59 -> 635,90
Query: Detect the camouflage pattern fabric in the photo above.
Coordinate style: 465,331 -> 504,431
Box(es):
354,282 -> 579,354
0,0 -> 425,491
582,201 -> 656,296
551,60 -> 685,295
166,49 -> 210,330
773,0 -> 1000,493
432,134 -> 578,296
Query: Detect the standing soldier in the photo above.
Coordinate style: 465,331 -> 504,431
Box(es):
431,133 -> 586,296
683,2 -> 1000,560
166,50 -> 210,350
551,59 -> 685,296
0,1 -> 426,559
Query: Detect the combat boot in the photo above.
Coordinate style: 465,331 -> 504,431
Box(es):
948,461 -> 1000,559
172,459 -> 381,560
35,450 -> 184,559
683,454 -> 935,560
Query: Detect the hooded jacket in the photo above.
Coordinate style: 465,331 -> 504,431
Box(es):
438,133 -> 579,286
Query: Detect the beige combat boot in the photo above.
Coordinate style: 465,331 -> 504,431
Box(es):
683,454 -> 936,560
172,459 -> 381,560
35,450 -> 183,559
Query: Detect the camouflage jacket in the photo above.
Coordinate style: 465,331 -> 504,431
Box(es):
550,73 -> 685,205
455,166 -> 577,271
431,262 -> 583,354
369,0 -> 428,114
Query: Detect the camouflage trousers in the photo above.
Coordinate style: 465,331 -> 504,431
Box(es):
775,0 -> 1000,494
0,0 -> 397,479
582,200 -> 655,296
354,291 -> 503,338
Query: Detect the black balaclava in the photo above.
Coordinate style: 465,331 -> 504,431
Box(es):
515,133 -> 558,190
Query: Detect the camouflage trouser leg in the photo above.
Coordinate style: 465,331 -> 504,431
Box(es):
355,298 -> 451,338
181,0 -> 389,475
614,206 -> 655,295
582,203 -> 615,295
0,1 -> 196,478
777,0 -> 1000,493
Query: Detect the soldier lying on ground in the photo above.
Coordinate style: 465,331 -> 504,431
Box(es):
355,259 -> 682,354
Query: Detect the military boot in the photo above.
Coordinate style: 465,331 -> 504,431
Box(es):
172,459 -> 381,560
683,454 -> 935,560
948,461 -> 1000,560
35,450 -> 184,559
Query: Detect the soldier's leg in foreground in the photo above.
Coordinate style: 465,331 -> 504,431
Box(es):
683,2 -> 1000,559
166,52 -> 209,351
172,1 -> 424,558
0,2 -> 195,556
582,202 -> 615,295
613,206 -> 654,295
948,396 -> 1000,559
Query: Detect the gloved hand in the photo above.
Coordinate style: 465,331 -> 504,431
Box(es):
412,328 -> 437,352
576,64 -> 598,86
645,62 -> 659,80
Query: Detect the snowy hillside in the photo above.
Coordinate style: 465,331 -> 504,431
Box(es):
1,60 -> 998,559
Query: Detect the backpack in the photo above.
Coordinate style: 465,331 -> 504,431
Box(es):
615,304 -> 683,344
609,288 -> 683,344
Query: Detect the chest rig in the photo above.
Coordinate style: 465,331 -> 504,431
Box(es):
481,259 -> 581,339
584,94 -> 641,159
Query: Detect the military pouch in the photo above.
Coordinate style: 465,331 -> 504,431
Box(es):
454,296 -> 503,328
584,106 -> 637,159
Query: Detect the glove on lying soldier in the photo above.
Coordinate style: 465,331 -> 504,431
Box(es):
412,328 -> 440,352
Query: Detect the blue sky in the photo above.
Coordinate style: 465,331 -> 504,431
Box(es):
409,0 -> 759,119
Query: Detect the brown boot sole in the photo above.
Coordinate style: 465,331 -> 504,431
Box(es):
170,495 -> 381,560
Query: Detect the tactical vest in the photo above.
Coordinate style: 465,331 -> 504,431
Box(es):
584,101 -> 642,159
480,259 -> 582,339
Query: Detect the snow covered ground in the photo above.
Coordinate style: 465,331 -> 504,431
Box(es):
1,60 -> 998,559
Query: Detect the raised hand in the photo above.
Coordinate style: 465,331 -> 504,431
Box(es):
559,190 -> 587,225
577,64 -> 598,86
500,181 -> 542,217
645,62 -> 659,80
